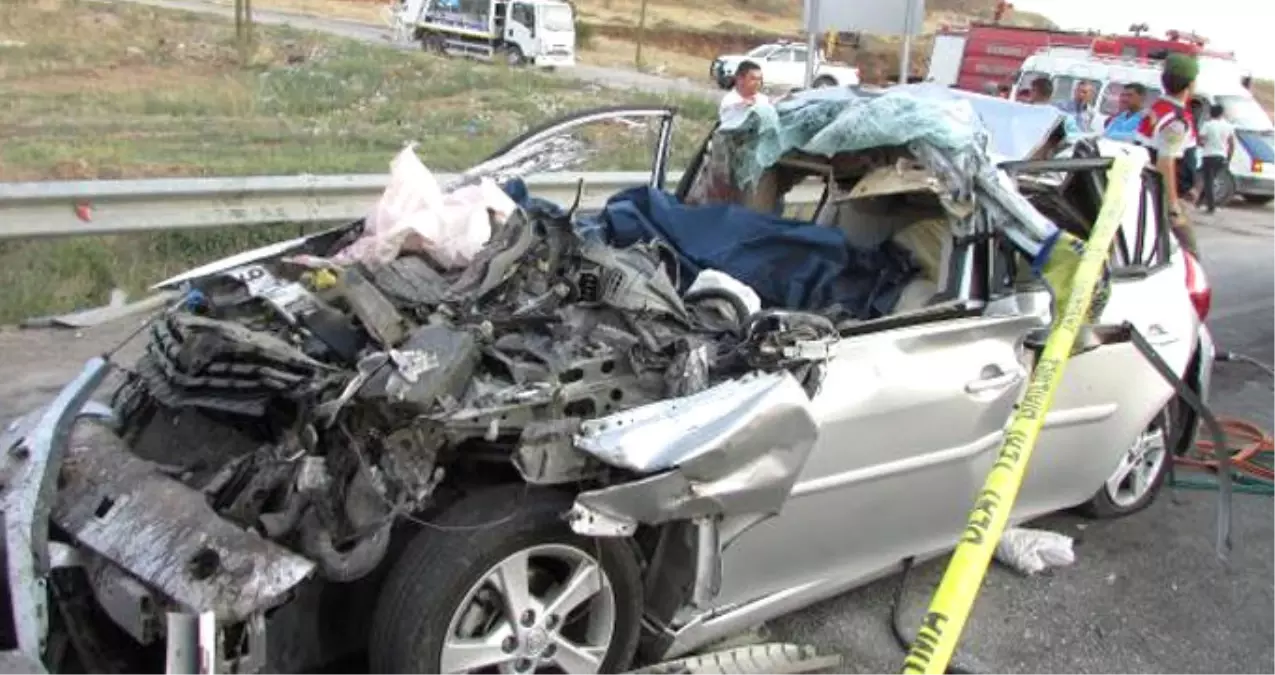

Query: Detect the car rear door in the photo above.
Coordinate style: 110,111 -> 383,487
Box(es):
1008,155 -> 1199,515
712,261 -> 1040,610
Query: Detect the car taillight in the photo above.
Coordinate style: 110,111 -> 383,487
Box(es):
1253,159 -> 1264,174
1183,250 -> 1211,321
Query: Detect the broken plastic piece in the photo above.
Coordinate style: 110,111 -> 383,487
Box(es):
334,145 -> 515,268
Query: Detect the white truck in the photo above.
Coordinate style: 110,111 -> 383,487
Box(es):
710,41 -> 860,91
389,0 -> 576,68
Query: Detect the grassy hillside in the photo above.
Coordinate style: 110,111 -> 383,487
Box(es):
0,0 -> 717,322
205,0 -> 1054,80
205,0 -> 1054,34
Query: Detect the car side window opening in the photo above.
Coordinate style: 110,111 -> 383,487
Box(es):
773,48 -> 797,62
1099,83 -> 1124,116
1051,75 -> 1102,105
991,161 -> 1175,298
511,3 -> 534,33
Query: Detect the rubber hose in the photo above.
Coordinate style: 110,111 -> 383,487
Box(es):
298,509 -> 393,583
889,557 -> 979,675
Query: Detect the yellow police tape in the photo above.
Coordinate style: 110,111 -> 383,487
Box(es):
901,154 -> 1140,675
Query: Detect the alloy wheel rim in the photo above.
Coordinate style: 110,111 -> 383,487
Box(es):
441,543 -> 616,674
1105,420 -> 1169,508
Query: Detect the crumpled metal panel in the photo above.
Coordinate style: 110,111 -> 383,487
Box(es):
575,371 -> 816,473
0,357 -> 113,667
570,372 -> 819,526
51,419 -> 315,621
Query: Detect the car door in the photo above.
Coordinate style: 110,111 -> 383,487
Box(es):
712,281 -> 1039,610
762,47 -> 803,89
472,104 -> 678,191
1008,157 -> 1199,515
505,2 -> 540,58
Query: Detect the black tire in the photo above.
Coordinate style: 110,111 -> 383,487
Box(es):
1210,167 -> 1237,206
1242,194 -> 1273,206
812,75 -> 836,88
503,45 -> 524,66
369,485 -> 644,674
421,33 -> 445,53
1078,408 -> 1174,519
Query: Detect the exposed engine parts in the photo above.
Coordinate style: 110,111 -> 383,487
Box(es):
110,203 -> 830,584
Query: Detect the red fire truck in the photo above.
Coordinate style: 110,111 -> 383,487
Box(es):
927,8 -> 1240,94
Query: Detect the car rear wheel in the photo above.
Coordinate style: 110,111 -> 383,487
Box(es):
369,486 -> 643,674
1210,167 -> 1237,206
812,75 -> 836,88
1079,409 -> 1173,519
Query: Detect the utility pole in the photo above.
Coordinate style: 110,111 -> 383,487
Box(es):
803,0 -> 819,88
634,0 -> 649,70
898,0 -> 916,84
234,0 -> 255,62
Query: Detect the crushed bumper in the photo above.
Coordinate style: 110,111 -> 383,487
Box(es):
0,358 -> 315,673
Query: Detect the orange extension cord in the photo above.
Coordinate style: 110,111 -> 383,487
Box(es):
1171,351 -> 1275,494
1178,418 -> 1275,482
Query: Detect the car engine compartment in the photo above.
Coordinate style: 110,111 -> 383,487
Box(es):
105,194 -> 836,585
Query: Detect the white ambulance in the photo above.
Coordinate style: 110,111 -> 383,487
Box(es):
1014,47 -> 1274,205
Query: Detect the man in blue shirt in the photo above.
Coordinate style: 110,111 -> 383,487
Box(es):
1057,80 -> 1097,135
1103,83 -> 1148,142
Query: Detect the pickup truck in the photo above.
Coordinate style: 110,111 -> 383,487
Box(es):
710,41 -> 860,90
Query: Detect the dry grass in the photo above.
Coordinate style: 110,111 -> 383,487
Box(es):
216,0 -> 1055,82
0,0 -> 717,323
580,34 -> 711,81
1253,79 -> 1274,117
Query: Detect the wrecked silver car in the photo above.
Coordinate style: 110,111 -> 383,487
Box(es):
0,88 -> 1214,674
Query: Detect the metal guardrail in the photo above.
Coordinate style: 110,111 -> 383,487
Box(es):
0,171 -> 825,239
0,172 -> 658,239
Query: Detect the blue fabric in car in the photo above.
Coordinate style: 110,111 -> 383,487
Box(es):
579,185 -> 919,318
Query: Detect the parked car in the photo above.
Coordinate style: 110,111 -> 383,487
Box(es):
0,88 -> 1214,675
710,41 -> 860,90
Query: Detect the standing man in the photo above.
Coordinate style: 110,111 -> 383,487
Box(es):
1103,83 -> 1148,142
1136,53 -> 1201,257
1195,103 -> 1235,214
1057,80 -> 1097,134
719,60 -> 770,120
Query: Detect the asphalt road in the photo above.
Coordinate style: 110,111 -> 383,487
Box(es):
0,203 -> 1269,673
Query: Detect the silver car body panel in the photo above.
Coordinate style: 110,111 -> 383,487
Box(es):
0,107 -> 1216,672
570,371 -> 820,528
52,421 -> 317,621
656,148 -> 1211,658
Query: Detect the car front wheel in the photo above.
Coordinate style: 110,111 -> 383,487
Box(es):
1079,408 -> 1173,518
369,485 -> 644,674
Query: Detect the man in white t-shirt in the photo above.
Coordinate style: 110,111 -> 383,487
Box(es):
719,60 -> 770,120
1195,103 -> 1235,214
